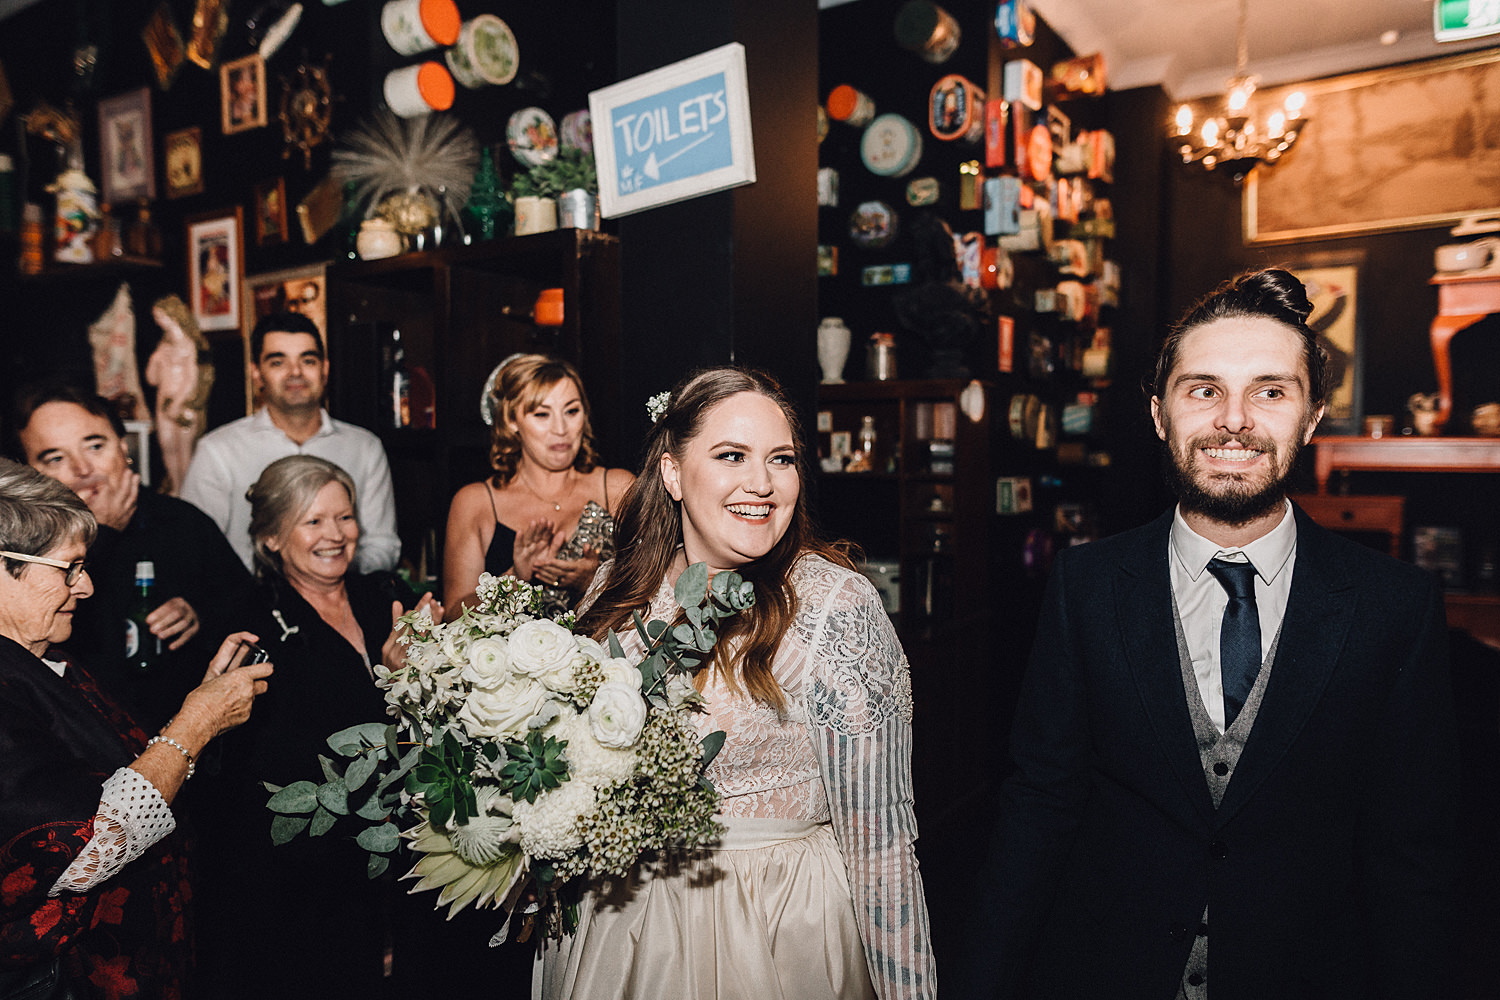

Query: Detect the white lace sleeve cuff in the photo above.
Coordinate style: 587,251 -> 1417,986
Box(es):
48,767 -> 176,896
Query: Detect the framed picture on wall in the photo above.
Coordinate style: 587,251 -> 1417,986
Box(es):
97,88 -> 156,205
241,263 -> 329,412
220,53 -> 267,134
254,177 -> 288,245
1245,49 -> 1500,243
1286,251 -> 1366,435
589,42 -> 756,219
163,126 -> 203,199
187,208 -> 244,334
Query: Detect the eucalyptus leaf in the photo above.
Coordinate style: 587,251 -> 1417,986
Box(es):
318,755 -> 341,783
701,730 -> 727,768
270,814 -> 310,845
674,562 -> 708,607
353,787 -> 390,821
686,605 -> 703,628
316,777 -> 350,816
266,780 -> 319,815
672,623 -> 695,645
309,804 -> 338,837
368,854 -> 390,879
608,633 -> 626,658
327,721 -> 389,756
345,752 -> 379,792
356,822 -> 400,853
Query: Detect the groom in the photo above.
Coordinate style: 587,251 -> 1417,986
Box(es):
965,268 -> 1459,999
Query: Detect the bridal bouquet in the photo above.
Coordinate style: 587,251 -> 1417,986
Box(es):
264,565 -> 752,940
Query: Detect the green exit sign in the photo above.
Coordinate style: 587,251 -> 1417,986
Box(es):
1435,0 -> 1500,41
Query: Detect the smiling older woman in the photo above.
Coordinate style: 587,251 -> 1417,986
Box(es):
0,458 -> 269,999
193,455 -> 440,998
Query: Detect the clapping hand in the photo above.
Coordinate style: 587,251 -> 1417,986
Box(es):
381,592 -> 444,671
532,544 -> 599,592
512,518 -> 563,582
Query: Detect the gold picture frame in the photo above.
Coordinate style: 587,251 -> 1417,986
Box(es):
164,126 -> 204,199
1245,49 -> 1500,244
254,177 -> 288,245
220,54 -> 268,135
241,263 -> 329,413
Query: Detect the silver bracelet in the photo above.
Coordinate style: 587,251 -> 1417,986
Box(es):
147,735 -> 196,780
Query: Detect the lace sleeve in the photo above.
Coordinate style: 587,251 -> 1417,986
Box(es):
806,572 -> 936,999
48,767 -> 176,896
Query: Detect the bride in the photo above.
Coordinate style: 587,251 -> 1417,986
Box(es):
543,367 -> 936,999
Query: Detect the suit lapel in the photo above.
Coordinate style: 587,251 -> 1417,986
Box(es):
1114,511 -> 1218,823
1215,509 -> 1355,823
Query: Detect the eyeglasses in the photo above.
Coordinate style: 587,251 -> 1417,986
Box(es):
0,550 -> 89,585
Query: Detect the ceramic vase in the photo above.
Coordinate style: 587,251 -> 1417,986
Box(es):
817,317 -> 852,384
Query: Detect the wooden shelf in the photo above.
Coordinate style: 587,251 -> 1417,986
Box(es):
1312,436 -> 1500,491
1447,593 -> 1500,651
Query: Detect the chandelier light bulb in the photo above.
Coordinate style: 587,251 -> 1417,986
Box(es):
1285,90 -> 1306,117
1176,104 -> 1194,134
1201,119 -> 1220,146
1267,110 -> 1286,137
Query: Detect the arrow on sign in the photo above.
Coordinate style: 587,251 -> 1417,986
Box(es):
643,132 -> 716,181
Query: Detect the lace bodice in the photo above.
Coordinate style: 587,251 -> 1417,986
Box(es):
611,555 -> 936,999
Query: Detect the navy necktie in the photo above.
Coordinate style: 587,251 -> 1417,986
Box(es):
1206,558 -> 1261,728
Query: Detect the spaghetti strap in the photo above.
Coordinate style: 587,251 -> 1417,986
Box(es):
486,480 -> 501,525
601,467 -> 610,508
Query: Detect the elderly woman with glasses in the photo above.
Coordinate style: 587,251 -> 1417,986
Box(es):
0,458 -> 270,999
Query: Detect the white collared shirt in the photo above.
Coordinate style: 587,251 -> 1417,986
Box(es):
179,407 -> 400,573
1168,499 -> 1298,733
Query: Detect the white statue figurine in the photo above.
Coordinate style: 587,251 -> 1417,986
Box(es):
146,295 -> 215,496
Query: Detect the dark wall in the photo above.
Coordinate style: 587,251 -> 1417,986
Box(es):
613,0 -> 820,461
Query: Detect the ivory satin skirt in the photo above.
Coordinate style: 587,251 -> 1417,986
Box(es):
533,818 -> 875,1000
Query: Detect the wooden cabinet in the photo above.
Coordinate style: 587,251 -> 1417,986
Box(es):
324,230 -> 620,575
815,379 -> 993,641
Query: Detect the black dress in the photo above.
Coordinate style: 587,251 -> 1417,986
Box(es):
193,572 -> 406,1000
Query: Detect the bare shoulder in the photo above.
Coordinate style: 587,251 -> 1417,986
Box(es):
448,480 -> 494,522
603,467 -> 636,510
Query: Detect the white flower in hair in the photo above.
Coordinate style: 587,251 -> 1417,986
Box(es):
646,391 -> 671,424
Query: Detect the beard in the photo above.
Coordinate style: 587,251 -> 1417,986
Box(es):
1160,422 -> 1305,527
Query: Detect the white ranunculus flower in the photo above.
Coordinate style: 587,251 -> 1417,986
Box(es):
456,675 -> 552,740
601,657 -> 642,689
573,636 -> 607,664
508,619 -> 581,692
589,681 -> 648,749
464,636 -> 512,688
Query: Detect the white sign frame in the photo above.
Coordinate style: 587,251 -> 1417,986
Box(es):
589,42 -> 757,219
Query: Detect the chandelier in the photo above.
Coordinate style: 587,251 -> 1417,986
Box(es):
1171,0 -> 1309,180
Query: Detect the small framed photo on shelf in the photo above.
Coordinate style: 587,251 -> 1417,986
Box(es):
186,207 -> 244,335
1286,250 -> 1366,435
220,53 -> 267,134
254,177 -> 288,245
97,88 -> 155,205
163,126 -> 203,199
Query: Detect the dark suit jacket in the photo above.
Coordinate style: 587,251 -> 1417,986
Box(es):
966,505 -> 1459,1000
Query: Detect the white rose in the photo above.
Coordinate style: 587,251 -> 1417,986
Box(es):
456,676 -> 552,740
588,681 -> 648,749
508,619 -> 581,692
573,636 -> 607,664
601,657 -> 642,689
464,636 -> 512,688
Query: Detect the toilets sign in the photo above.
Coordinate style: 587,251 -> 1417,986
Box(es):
590,43 -> 757,218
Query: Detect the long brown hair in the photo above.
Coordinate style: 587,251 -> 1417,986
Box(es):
576,368 -> 854,709
487,354 -> 601,487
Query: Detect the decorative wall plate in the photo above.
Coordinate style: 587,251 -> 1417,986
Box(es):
507,107 -> 557,167
860,113 -> 923,177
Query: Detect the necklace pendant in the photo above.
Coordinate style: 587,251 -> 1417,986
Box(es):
553,502 -> 561,511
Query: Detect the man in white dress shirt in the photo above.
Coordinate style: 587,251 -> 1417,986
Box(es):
179,312 -> 400,573
965,268 -> 1458,1000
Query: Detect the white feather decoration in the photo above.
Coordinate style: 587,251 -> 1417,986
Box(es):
332,110 -> 479,230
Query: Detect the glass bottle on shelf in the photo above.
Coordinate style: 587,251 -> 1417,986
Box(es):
381,326 -> 412,428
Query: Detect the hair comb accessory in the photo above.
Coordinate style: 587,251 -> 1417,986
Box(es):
479,353 -> 527,426
646,391 -> 671,424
